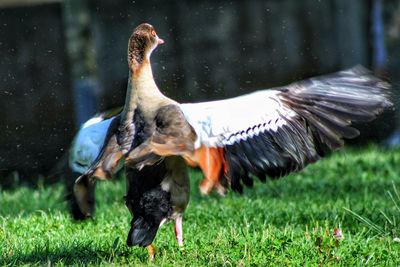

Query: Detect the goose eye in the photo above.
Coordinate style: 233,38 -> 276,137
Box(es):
151,30 -> 156,37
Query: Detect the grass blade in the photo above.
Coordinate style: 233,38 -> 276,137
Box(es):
343,207 -> 386,236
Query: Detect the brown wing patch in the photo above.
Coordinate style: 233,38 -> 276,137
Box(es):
126,104 -> 197,168
151,104 -> 197,155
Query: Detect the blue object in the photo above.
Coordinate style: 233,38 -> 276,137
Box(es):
383,130 -> 400,148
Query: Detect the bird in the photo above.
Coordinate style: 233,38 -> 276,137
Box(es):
72,22 -> 391,261
68,24 -> 191,259
115,23 -> 190,259
122,23 -> 392,196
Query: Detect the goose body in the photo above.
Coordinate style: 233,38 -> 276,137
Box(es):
69,24 -> 191,260
117,24 -> 190,258
125,156 -> 189,253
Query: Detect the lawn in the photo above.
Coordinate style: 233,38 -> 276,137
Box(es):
1,146 -> 400,266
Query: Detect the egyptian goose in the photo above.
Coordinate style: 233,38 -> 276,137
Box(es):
124,24 -> 392,195
116,23 -> 190,258
70,23 -> 190,259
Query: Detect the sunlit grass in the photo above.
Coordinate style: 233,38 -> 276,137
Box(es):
0,146 -> 399,265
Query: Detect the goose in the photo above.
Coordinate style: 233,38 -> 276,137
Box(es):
69,24 -> 190,260
123,23 -> 392,195
73,22 -> 391,260
116,23 -> 190,259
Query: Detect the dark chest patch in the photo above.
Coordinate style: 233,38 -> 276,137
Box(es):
130,108 -> 150,150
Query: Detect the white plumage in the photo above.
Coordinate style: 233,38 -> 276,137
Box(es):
180,90 -> 297,148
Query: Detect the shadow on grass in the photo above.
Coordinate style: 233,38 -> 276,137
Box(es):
0,243 -> 145,266
191,170 -> 397,202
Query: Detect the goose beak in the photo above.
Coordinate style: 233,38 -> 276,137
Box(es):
157,38 -> 164,45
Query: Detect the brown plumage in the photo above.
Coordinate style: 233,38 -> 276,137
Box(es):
70,24 -> 191,261
118,23 -> 190,260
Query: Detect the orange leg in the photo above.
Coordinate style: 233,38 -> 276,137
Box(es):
189,146 -> 226,195
146,243 -> 156,261
128,142 -> 228,195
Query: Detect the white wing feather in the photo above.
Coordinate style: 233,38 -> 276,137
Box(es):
179,90 -> 297,148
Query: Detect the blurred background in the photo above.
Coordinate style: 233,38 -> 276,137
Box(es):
0,0 -> 398,186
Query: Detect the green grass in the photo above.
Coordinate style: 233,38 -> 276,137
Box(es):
1,146 -> 400,266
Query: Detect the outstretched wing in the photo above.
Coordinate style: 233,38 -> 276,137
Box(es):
180,66 -> 391,192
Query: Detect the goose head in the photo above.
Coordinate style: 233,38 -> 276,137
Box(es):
128,23 -> 164,71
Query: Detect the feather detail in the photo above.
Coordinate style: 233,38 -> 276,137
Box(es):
179,66 -> 391,192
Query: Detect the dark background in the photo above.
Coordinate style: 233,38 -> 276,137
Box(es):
0,0 -> 398,185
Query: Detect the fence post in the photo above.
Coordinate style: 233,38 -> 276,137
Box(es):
62,0 -> 99,127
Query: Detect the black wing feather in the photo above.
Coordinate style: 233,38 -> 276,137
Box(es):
225,66 -> 391,192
